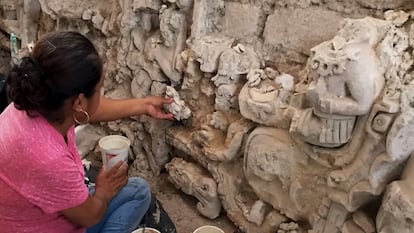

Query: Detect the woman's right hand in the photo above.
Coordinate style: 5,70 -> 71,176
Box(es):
94,161 -> 128,203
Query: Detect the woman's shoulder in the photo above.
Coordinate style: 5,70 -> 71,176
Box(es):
0,104 -> 68,157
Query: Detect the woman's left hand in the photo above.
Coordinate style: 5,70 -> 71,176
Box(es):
145,96 -> 174,120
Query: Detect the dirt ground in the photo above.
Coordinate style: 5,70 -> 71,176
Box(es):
145,173 -> 238,233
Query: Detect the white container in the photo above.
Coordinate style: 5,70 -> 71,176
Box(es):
193,225 -> 225,233
98,135 -> 130,169
131,227 -> 161,233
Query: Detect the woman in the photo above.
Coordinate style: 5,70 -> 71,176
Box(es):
0,73 -> 6,112
0,31 -> 173,232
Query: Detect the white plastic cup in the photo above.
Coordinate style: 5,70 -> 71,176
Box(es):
193,226 -> 225,233
98,135 -> 130,169
131,227 -> 161,233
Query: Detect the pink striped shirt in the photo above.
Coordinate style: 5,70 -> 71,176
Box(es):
0,104 -> 88,232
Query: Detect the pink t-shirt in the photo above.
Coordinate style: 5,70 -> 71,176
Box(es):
0,104 -> 88,233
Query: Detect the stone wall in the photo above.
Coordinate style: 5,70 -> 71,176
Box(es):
4,0 -> 414,232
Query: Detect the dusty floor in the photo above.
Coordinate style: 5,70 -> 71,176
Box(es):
145,173 -> 237,233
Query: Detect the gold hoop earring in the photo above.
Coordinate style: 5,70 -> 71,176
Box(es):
73,109 -> 90,124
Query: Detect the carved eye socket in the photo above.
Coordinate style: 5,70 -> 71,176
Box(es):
202,185 -> 208,191
333,64 -> 339,72
311,60 -> 320,70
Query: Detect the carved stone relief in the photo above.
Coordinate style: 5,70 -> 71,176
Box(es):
164,86 -> 191,121
166,158 -> 221,219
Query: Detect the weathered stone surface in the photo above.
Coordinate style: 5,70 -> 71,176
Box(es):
263,8 -> 343,55
376,153 -> 414,233
356,0 -> 410,9
352,211 -> 375,233
131,69 -> 152,98
342,220 -> 364,233
222,2 -> 265,39
190,0 -> 225,39
166,158 -> 221,219
39,0 -> 99,19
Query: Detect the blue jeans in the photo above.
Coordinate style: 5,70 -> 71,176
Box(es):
87,177 -> 151,233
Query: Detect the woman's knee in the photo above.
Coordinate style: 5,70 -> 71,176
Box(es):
127,177 -> 151,202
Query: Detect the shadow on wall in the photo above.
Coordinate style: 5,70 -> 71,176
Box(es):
0,74 -> 7,112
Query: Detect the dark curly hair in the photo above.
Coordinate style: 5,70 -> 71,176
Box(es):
6,31 -> 103,122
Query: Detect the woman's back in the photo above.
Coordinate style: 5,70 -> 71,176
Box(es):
0,104 -> 88,233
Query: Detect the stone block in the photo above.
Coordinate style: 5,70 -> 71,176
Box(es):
356,0 -> 410,9
39,0 -> 98,19
263,7 -> 343,55
222,2 -> 265,39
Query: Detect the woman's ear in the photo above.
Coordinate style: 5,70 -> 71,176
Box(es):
72,93 -> 87,111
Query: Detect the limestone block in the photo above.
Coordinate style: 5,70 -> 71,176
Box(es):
131,69 -> 152,99
132,0 -> 161,13
222,2 -> 265,39
191,0 -> 225,39
39,0 -> 98,19
357,0 -> 410,9
263,8 -> 343,55
1,0 -> 17,20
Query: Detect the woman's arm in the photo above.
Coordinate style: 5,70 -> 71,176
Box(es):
90,96 -> 174,122
61,194 -> 108,227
